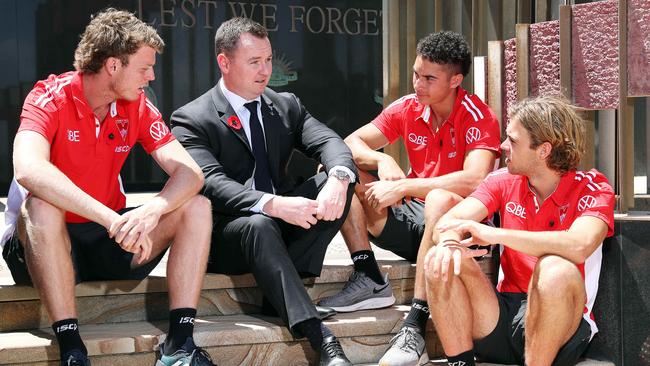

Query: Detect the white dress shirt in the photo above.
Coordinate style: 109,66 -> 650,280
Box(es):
219,79 -> 355,214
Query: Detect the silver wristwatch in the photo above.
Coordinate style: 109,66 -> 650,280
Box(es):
328,169 -> 352,182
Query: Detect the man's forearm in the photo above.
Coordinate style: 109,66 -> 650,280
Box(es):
153,164 -> 204,215
350,148 -> 391,171
399,170 -> 483,198
16,161 -> 117,227
489,228 -> 594,264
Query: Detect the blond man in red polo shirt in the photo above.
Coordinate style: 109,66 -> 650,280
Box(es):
318,31 -> 501,365
425,96 -> 615,366
1,9 -> 215,366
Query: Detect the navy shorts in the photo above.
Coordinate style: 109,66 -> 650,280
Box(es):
369,198 -> 425,262
474,292 -> 592,366
2,208 -> 165,285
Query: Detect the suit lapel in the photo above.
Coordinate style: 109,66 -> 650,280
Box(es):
260,94 -> 281,184
210,86 -> 252,154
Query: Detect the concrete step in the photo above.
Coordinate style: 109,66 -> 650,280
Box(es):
0,306 -> 445,365
0,260 -> 495,333
425,360 -> 614,366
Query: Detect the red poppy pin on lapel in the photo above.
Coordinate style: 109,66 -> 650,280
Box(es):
227,115 -> 242,130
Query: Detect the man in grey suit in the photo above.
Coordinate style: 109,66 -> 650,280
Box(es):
171,17 -> 356,366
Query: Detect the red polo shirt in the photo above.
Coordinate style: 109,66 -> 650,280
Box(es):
18,71 -> 174,223
372,87 -> 501,185
470,168 -> 615,336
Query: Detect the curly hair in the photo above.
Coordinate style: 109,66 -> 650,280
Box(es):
214,17 -> 268,56
509,96 -> 586,174
73,8 -> 164,74
416,31 -> 472,76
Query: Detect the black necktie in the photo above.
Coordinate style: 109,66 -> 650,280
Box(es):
244,101 -> 273,193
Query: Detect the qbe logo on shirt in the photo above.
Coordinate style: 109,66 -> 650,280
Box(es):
67,129 -> 80,142
408,133 -> 428,146
505,201 -> 526,219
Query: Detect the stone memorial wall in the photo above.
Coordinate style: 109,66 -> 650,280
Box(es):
571,0 -> 619,110
628,0 -> 650,97
503,38 -> 517,126
529,20 -> 560,98
0,0 -> 383,193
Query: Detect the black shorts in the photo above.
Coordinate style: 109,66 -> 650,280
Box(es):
2,208 -> 166,286
474,292 -> 592,366
369,198 -> 425,262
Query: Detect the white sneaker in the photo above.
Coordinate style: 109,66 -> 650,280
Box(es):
378,326 -> 429,366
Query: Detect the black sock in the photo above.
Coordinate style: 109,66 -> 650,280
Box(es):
295,318 -> 334,351
351,250 -> 384,284
403,298 -> 429,335
164,308 -> 197,354
52,318 -> 86,358
447,349 -> 475,366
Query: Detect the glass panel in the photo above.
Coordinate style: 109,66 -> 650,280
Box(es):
633,97 -> 649,195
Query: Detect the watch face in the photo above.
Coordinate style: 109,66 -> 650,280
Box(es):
332,170 -> 350,180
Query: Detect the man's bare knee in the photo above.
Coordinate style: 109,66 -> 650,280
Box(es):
181,195 -> 212,220
424,188 -> 459,221
22,196 -> 66,230
530,255 -> 583,297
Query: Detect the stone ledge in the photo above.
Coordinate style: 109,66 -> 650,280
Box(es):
0,259 -> 498,302
0,260 -> 495,332
0,306 -> 444,365
0,261 -> 417,301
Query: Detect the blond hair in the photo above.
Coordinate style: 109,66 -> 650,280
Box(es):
509,96 -> 586,174
73,8 -> 164,74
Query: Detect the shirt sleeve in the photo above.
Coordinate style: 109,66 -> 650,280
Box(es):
136,95 -> 175,154
576,171 -> 616,237
469,171 -> 506,216
19,81 -> 60,143
461,97 -> 501,156
370,101 -> 405,144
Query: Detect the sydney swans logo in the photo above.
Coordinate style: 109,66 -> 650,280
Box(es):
269,52 -> 297,87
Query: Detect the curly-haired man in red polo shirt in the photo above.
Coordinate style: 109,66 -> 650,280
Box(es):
1,9 -> 214,366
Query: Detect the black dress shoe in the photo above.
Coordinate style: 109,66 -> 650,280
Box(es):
316,305 -> 337,320
319,335 -> 352,366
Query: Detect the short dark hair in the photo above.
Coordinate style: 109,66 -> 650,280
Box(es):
74,8 -> 164,74
214,17 -> 268,56
416,31 -> 471,76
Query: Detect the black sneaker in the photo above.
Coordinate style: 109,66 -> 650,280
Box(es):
61,349 -> 91,366
320,335 -> 352,366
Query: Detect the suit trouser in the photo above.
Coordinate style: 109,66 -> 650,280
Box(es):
207,172 -> 355,333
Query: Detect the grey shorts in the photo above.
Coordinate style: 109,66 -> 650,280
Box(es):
474,292 -> 591,366
369,198 -> 425,262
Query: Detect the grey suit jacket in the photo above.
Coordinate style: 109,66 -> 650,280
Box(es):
171,85 -> 356,216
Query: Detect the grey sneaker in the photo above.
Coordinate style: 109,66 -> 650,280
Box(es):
156,337 -> 216,366
378,326 -> 428,366
318,271 -> 395,312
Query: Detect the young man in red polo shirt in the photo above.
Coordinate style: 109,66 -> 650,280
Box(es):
317,31 -> 501,365
1,9 -> 215,366
424,96 -> 615,366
